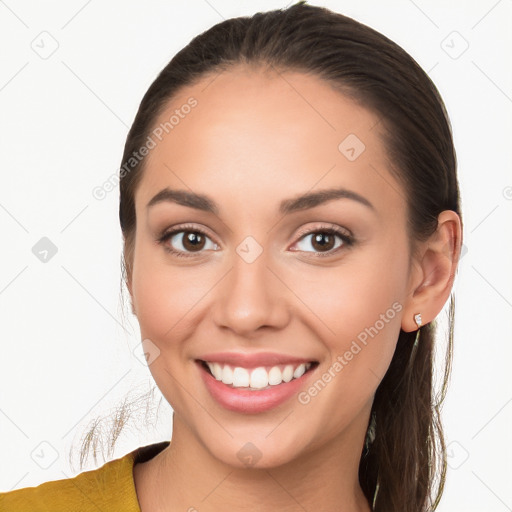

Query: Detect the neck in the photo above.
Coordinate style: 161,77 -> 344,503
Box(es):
134,413 -> 372,512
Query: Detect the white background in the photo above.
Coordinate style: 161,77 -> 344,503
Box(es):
0,1 -> 511,510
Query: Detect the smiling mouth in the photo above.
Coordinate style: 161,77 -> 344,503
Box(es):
197,359 -> 319,391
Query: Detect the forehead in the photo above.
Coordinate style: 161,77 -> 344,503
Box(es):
135,65 -> 406,220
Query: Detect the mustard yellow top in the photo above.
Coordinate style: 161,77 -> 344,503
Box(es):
0,441 -> 170,512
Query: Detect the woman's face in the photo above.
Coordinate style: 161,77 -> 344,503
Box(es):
129,65 -> 418,468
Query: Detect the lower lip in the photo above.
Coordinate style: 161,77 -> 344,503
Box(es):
197,361 -> 316,414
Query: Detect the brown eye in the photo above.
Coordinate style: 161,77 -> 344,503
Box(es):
157,226 -> 219,258
309,232 -> 336,252
292,227 -> 354,257
180,231 -> 207,252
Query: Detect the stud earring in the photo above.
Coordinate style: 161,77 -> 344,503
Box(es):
414,313 -> 422,329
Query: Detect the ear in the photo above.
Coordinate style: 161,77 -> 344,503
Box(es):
401,210 -> 463,332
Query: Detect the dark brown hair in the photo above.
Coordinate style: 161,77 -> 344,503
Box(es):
76,3 -> 462,510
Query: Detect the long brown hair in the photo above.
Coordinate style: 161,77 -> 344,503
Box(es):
75,3 -> 462,510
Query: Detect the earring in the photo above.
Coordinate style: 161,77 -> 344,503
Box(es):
414,313 -> 422,329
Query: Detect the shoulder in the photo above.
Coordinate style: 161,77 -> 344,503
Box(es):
0,441 -> 169,512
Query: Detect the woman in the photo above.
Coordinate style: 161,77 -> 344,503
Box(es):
0,2 -> 463,511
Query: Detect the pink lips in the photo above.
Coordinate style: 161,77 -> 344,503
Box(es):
196,352 -> 318,414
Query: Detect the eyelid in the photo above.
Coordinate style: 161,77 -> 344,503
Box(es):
293,222 -> 353,241
157,223 -> 216,241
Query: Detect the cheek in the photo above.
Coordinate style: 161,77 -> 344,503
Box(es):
131,242 -> 187,341
307,255 -> 404,331
295,244 -> 408,377
292,252 -> 407,441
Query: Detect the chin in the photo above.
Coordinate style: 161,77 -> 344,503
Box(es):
202,431 -> 310,471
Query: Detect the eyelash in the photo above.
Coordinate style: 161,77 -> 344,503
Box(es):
156,223 -> 355,259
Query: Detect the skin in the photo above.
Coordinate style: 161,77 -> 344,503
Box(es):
128,65 -> 462,511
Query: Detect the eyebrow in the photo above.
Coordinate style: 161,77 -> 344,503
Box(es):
146,186 -> 375,215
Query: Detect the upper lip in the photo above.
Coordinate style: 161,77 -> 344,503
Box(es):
197,351 -> 317,368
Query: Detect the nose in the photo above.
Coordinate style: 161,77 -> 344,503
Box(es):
211,246 -> 290,337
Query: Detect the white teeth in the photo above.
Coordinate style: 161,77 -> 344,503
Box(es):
205,361 -> 314,390
250,367 -> 269,389
232,367 -> 250,387
293,363 -> 306,379
282,364 -> 294,383
220,364 -> 233,385
268,366 -> 282,386
211,362 -> 223,381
